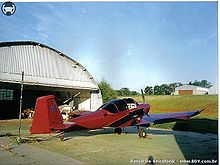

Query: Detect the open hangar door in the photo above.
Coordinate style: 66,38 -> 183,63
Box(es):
0,82 -> 102,119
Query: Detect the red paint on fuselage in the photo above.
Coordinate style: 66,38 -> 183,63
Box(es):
138,104 -> 150,114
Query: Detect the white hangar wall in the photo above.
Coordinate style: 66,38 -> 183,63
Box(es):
175,85 -> 209,95
209,85 -> 218,95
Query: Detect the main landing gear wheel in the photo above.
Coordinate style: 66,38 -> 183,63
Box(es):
138,129 -> 147,138
114,128 -> 122,134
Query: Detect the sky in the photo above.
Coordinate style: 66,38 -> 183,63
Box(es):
0,2 -> 218,91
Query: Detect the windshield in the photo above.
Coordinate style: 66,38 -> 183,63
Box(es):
111,99 -> 128,112
98,98 -> 139,113
101,103 -> 119,113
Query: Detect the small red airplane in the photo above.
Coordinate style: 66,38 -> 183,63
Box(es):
30,92 -> 203,137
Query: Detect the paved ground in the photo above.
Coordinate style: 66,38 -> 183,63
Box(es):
0,137 -> 85,165
0,127 -> 218,165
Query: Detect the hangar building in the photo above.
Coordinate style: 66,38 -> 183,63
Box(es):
0,41 -> 102,119
174,85 -> 209,95
208,85 -> 218,95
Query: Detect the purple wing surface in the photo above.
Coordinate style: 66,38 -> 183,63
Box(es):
138,110 -> 203,126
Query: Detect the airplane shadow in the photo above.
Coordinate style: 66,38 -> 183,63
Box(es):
63,126 -> 173,138
147,119 -> 218,163
173,118 -> 218,134
64,127 -> 118,138
173,119 -> 218,162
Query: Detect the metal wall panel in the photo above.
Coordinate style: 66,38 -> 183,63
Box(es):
0,42 -> 98,90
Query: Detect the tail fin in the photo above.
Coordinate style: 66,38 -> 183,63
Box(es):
30,95 -> 66,134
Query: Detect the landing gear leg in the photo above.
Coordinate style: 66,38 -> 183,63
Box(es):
137,127 -> 147,138
114,128 -> 122,135
122,127 -> 127,134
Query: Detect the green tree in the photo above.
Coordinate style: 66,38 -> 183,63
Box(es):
121,88 -> 131,96
115,90 -> 122,96
160,84 -> 172,95
116,88 -> 139,96
190,80 -> 200,86
168,83 -> 176,93
188,80 -> 212,88
154,85 -> 161,95
200,80 -> 212,88
130,91 -> 139,95
175,82 -> 183,87
144,86 -> 153,95
98,80 -> 117,102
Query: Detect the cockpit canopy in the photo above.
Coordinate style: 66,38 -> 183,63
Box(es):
99,98 -> 139,114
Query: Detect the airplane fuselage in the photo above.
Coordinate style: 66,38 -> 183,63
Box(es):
68,102 -> 150,130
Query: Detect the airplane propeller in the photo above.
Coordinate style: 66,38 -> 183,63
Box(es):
141,89 -> 146,104
141,89 -> 150,117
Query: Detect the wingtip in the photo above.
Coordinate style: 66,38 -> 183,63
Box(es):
190,109 -> 203,118
195,109 -> 204,116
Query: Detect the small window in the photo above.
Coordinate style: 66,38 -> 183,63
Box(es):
124,98 -> 136,104
124,98 -> 139,106
0,89 -> 13,100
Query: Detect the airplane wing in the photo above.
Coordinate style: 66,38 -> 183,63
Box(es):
137,110 -> 203,126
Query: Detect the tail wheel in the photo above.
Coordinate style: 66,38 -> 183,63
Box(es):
138,129 -> 147,138
114,128 -> 122,134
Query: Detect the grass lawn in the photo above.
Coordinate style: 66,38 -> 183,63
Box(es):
128,95 -> 218,133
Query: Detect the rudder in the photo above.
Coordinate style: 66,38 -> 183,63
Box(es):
30,95 -> 65,134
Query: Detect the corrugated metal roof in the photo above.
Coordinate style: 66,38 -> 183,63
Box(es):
0,41 -> 98,90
